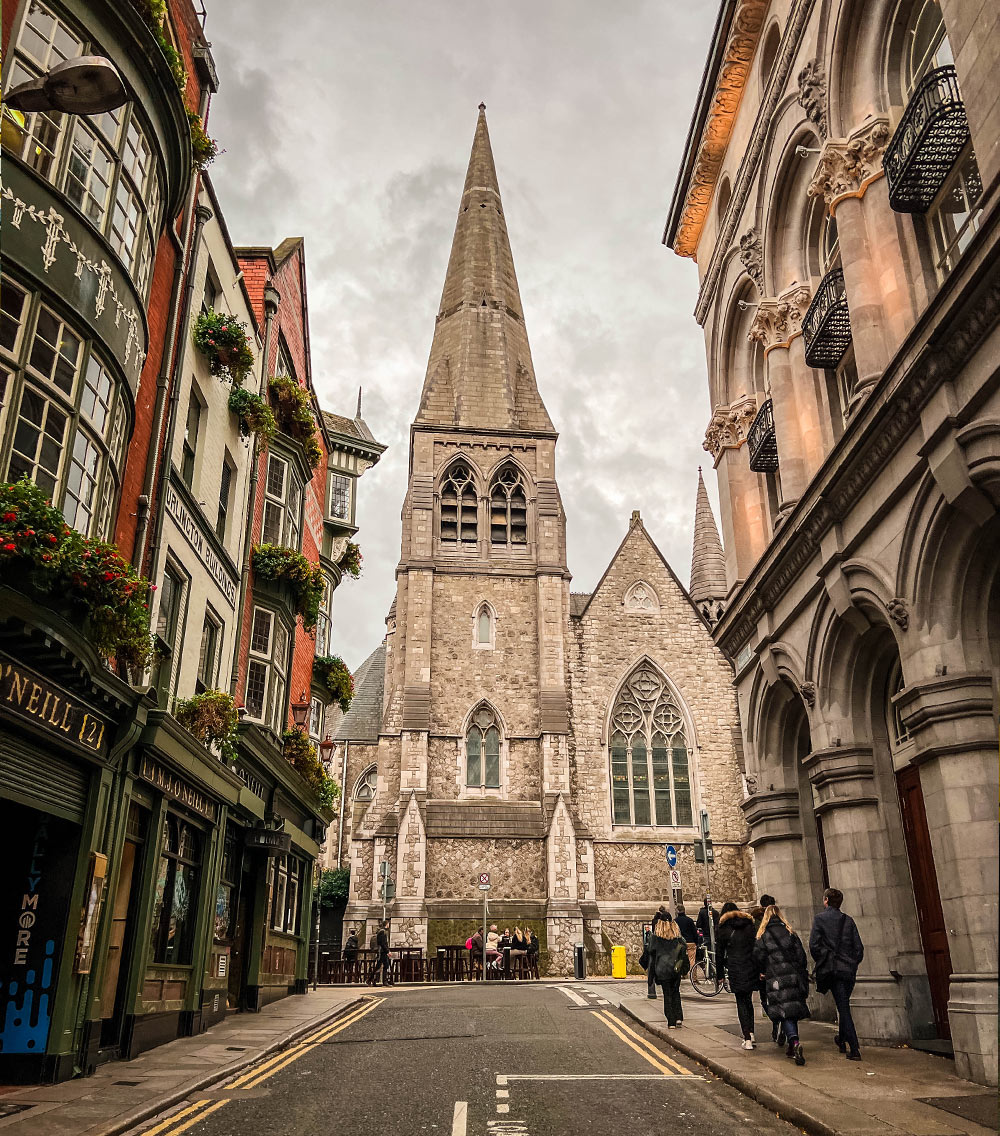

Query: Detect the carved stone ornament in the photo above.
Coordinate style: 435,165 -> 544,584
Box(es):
739,228 -> 764,294
808,117 -> 891,205
747,283 -> 812,350
703,394 -> 759,460
799,681 -> 816,707
887,597 -> 909,631
672,0 -> 769,258
796,59 -> 828,139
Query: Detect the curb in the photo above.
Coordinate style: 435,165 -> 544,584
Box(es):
95,996 -> 367,1136
620,1004 -> 840,1136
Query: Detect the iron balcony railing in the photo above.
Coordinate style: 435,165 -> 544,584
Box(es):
747,398 -> 778,473
884,65 -> 970,213
803,267 -> 852,369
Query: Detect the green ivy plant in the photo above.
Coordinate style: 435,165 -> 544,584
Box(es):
187,110 -> 219,171
340,540 -> 362,580
313,655 -> 354,712
252,544 -> 325,631
315,867 -> 350,907
268,375 -> 323,470
174,689 -> 238,762
193,310 -> 254,383
136,0 -> 188,92
0,478 -> 154,674
282,728 -> 339,810
228,386 -> 276,440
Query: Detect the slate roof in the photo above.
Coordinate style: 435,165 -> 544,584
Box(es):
333,643 -> 385,742
424,801 -> 546,839
322,410 -> 381,448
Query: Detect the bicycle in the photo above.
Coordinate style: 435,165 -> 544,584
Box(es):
689,946 -> 730,997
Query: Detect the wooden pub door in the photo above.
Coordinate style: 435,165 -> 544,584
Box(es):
896,765 -> 952,1038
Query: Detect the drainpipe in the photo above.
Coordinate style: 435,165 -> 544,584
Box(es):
336,740 -> 349,867
132,86 -> 212,570
144,201 -> 213,587
229,284 -> 280,695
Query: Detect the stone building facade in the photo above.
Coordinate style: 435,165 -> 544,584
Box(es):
335,106 -> 751,973
664,0 -> 998,1086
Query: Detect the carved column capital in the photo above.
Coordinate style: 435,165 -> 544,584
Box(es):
702,394 -> 759,462
747,283 -> 812,351
808,117 -> 891,206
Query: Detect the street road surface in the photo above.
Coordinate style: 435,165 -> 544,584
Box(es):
130,983 -> 797,1136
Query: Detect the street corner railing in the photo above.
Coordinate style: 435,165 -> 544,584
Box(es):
747,398 -> 779,473
884,64 -> 970,214
803,266 -> 852,369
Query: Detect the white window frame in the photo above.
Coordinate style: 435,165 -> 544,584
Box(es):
261,453 -> 302,549
245,605 -> 290,732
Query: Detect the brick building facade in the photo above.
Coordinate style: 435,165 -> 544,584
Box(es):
334,107 -> 751,973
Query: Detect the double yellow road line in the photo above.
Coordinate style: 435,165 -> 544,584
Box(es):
590,1009 -> 697,1077
142,998 -> 384,1136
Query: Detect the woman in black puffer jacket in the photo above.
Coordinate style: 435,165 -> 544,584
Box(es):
753,905 -> 810,1065
716,902 -> 759,1049
647,915 -> 690,1028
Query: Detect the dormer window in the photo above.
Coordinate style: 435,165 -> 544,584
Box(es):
441,463 -> 478,543
489,464 -> 527,545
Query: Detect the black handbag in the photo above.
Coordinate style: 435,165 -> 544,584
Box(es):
813,913 -> 847,995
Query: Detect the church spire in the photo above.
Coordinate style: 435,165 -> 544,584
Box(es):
690,468 -> 727,623
414,104 -> 554,433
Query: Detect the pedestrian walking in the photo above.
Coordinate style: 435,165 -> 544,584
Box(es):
753,904 -> 810,1065
751,893 -> 776,1035
526,928 -> 539,975
674,904 -> 698,974
809,887 -> 864,1061
716,902 -> 758,1049
642,905 -> 669,999
343,928 -> 358,980
696,898 -> 720,969
371,919 -> 392,986
647,912 -> 690,1028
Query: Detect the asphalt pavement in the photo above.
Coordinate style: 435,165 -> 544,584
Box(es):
125,983 -> 799,1136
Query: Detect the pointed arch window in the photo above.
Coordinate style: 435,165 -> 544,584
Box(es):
466,705 -> 501,789
473,602 -> 495,649
441,463 -> 478,543
610,666 -> 692,827
490,464 -> 527,545
354,766 -> 377,802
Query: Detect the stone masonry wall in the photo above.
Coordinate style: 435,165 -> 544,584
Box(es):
425,838 -> 545,900
593,841 -> 752,906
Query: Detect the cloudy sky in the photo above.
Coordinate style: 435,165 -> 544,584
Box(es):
207,0 -> 720,670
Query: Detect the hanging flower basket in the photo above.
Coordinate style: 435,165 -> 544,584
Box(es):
252,544 -> 325,631
175,689 -> 238,762
187,109 -> 218,170
194,310 -> 254,383
228,386 -> 277,440
313,655 -> 354,712
282,728 -> 340,809
340,540 -> 362,580
0,477 -> 154,674
268,375 -> 323,470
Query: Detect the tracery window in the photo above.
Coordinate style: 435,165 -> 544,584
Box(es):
440,463 -> 478,543
355,767 -> 377,802
466,705 -> 501,789
610,666 -> 692,827
489,464 -> 527,545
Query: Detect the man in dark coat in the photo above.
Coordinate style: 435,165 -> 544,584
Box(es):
371,919 -> 392,986
809,887 -> 865,1060
753,906 -> 810,1065
674,904 -> 699,974
696,898 -> 720,969
716,903 -> 759,1047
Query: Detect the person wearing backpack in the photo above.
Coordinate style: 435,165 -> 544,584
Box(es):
753,904 -> 810,1065
810,887 -> 865,1061
640,905 -> 669,999
647,913 -> 690,1028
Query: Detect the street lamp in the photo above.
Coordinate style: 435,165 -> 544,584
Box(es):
5,56 -> 128,115
318,735 -> 334,765
291,690 -> 310,731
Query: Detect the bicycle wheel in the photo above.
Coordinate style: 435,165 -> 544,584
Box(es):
689,960 -> 722,997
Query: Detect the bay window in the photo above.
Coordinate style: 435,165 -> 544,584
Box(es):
245,605 -> 290,730
261,453 -> 302,548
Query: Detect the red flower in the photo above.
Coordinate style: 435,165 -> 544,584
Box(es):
2,512 -> 16,523
103,571 -> 115,581
3,543 -> 15,552
47,534 -> 58,544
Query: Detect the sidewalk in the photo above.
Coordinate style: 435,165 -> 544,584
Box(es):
611,981 -> 996,1136
0,989 -> 364,1136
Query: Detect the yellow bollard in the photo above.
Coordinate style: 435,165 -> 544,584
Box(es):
611,944 -> 626,978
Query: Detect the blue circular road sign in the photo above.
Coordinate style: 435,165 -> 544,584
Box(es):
665,844 -> 677,867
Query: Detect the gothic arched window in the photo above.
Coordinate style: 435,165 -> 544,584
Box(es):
441,463 -> 478,544
489,464 -> 527,545
473,602 -> 495,649
354,766 -> 377,802
466,705 -> 501,789
609,666 -> 692,827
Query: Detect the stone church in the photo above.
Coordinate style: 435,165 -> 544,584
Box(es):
333,106 -> 751,972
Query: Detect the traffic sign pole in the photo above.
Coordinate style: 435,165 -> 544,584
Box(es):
479,872 -> 491,979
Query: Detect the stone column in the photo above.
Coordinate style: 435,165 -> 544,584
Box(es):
803,744 -> 926,1043
704,394 -> 768,585
748,284 -> 826,510
741,790 -> 816,936
546,795 -> 583,977
809,119 -> 893,405
896,672 -> 999,1086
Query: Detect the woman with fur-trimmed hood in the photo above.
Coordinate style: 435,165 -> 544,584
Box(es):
716,902 -> 759,1049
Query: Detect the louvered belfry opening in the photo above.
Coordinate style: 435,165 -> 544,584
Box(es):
441,463 -> 478,543
490,464 -> 527,545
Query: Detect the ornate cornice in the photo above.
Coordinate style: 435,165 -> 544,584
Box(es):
739,227 -> 764,293
692,0 -> 816,324
807,117 -> 891,208
795,58 -> 827,139
747,282 -> 812,353
703,393 -> 759,463
672,0 -> 770,259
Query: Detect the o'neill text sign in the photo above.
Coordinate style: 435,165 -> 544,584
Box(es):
139,755 -> 218,821
0,655 -> 109,756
